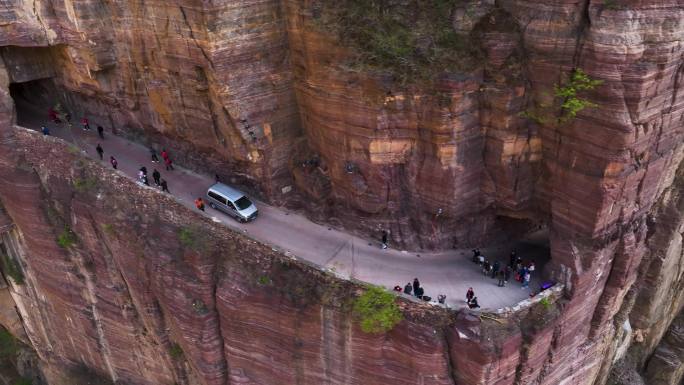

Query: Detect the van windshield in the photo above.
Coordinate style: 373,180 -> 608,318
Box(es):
235,196 -> 253,210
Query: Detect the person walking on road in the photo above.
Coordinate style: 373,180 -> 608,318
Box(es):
41,126 -> 50,135
381,230 -> 388,249
110,156 -> 118,169
161,149 -> 169,161
97,125 -> 105,139
152,169 -> 161,186
412,278 -> 420,295
160,179 -> 169,193
164,156 -> 174,171
403,282 -> 412,296
81,117 -> 90,131
150,147 -> 159,163
497,269 -> 506,287
96,143 -> 104,160
195,197 -> 205,211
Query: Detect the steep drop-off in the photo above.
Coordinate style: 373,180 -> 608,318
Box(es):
0,1 -> 683,385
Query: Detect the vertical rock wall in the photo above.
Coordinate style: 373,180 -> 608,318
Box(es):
0,1 -> 682,385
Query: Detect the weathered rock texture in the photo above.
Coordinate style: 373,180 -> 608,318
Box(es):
0,1 -> 683,385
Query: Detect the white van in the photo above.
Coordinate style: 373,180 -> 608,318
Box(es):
206,183 -> 258,222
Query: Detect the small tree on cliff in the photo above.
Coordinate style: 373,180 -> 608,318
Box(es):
521,68 -> 603,124
353,285 -> 403,334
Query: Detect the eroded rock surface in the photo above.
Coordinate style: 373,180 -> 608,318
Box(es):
0,1 -> 682,385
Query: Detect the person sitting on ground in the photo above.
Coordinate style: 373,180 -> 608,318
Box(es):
437,294 -> 446,304
404,282 -> 412,296
41,126 -> 50,136
393,286 -> 402,292
414,286 -> 424,299
466,287 -> 474,303
472,248 -> 481,263
468,297 -> 480,309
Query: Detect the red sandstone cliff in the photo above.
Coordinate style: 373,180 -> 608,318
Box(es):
0,1 -> 683,385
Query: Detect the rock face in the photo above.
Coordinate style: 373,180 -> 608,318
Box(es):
0,1 -> 682,385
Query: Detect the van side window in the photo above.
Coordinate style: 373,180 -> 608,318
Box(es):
208,191 -> 227,205
226,201 -> 236,210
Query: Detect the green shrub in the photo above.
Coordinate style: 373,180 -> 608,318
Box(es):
257,276 -> 271,285
0,328 -> 19,359
57,227 -> 77,249
169,343 -> 183,359
178,227 -> 195,248
1,254 -> 24,285
13,378 -> 32,385
315,0 -> 479,84
522,68 -> 602,124
101,223 -> 114,235
73,177 -> 98,192
353,285 -> 403,334
539,297 -> 552,310
555,68 -> 603,122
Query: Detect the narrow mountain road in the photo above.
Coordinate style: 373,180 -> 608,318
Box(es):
20,111 -> 547,310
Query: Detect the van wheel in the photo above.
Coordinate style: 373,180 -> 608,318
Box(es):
209,202 -> 216,209
238,218 -> 247,223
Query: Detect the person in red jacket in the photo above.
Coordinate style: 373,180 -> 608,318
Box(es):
195,198 -> 205,211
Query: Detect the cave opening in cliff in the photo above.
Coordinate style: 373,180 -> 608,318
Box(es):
9,77 -> 60,127
493,215 -> 552,286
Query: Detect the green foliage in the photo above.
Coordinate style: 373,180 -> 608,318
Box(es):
178,227 -> 196,248
73,177 -> 98,192
603,0 -> 622,10
1,254 -> 24,285
101,223 -> 114,235
13,378 -> 32,385
539,297 -> 552,310
56,227 -> 77,249
0,328 -> 19,359
67,145 -> 80,154
353,285 -> 403,334
169,343 -> 183,359
316,0 -> 478,84
522,68 -> 602,124
257,275 -> 271,285
554,68 -> 603,122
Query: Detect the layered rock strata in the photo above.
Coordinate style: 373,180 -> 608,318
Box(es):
0,1 -> 682,385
